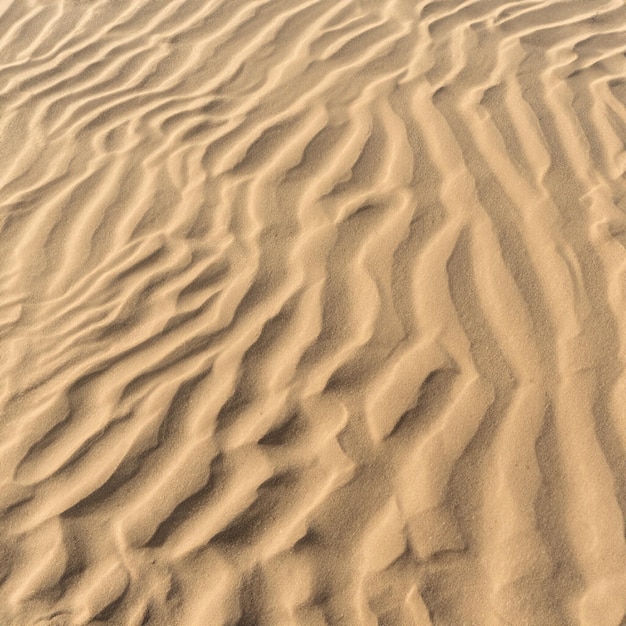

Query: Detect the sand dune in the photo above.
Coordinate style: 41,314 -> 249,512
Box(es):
1,0 -> 626,624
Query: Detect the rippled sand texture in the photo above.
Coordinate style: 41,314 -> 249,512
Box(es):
3,0 -> 626,624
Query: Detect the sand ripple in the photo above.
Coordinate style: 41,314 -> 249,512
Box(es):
2,0 -> 626,624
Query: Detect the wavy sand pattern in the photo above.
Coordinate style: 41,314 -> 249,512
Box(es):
1,0 -> 626,624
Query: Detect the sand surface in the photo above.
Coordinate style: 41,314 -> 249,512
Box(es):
1,0 -> 626,624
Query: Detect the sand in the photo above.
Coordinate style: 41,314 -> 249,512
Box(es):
1,0 -> 626,624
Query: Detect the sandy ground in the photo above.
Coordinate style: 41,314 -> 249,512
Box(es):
1,0 -> 626,624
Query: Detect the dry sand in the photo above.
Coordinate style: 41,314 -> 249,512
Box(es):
1,0 -> 626,624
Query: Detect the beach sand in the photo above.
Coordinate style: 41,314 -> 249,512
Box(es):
1,0 -> 626,624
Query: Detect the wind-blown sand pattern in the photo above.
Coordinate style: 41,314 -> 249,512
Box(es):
2,0 -> 626,624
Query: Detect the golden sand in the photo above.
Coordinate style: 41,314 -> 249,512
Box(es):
1,0 -> 626,624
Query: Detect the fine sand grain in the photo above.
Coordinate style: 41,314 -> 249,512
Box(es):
1,0 -> 626,624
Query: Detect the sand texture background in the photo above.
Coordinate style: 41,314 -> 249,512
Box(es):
1,0 -> 626,624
